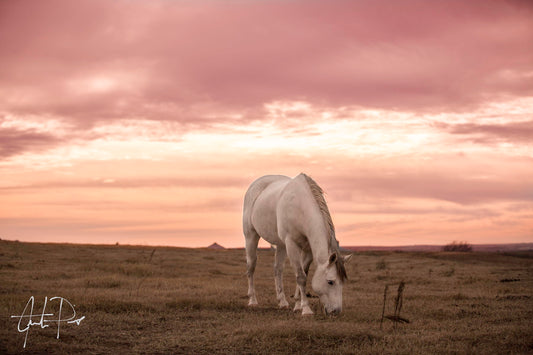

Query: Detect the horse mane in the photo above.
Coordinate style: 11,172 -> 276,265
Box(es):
302,173 -> 347,282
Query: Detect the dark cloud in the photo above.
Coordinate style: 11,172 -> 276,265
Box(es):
446,121 -> 533,144
0,127 -> 63,158
0,0 -> 532,127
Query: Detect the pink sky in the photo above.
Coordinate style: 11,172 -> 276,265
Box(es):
1,0 -> 532,248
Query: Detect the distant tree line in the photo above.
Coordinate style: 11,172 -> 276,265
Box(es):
443,241 -> 473,252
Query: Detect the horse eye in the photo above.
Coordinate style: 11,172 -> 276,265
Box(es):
327,280 -> 335,286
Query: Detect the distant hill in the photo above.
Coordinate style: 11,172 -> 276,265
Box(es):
231,243 -> 533,252
207,242 -> 225,250
343,243 -> 533,252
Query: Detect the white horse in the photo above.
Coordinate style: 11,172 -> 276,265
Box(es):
243,173 -> 351,315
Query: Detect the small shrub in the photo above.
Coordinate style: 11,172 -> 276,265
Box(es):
443,241 -> 473,252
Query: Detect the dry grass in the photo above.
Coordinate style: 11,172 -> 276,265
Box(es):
1,240 -> 532,354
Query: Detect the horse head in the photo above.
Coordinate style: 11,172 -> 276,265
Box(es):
312,252 -> 352,315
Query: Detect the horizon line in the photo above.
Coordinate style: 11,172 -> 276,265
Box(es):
1,238 -> 531,250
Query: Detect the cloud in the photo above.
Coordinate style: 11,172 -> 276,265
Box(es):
1,0 -> 532,247
446,120 -> 533,144
314,151 -> 533,206
0,176 -> 249,191
1,0 -> 532,128
329,172 -> 532,205
0,127 -> 63,158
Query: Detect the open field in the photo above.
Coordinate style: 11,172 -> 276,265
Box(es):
1,240 -> 532,354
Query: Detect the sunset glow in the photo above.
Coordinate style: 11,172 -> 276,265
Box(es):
1,0 -> 532,247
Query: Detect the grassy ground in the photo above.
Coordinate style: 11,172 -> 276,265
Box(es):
1,240 -> 532,354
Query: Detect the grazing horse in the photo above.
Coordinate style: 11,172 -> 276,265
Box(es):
243,173 -> 351,315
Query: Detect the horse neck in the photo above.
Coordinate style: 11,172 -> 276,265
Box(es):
304,210 -> 332,265
294,174 -> 333,265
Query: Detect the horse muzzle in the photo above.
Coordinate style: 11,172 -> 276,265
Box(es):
324,306 -> 341,316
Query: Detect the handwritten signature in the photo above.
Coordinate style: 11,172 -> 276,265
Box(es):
10,296 -> 85,348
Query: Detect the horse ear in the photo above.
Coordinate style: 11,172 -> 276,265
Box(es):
328,253 -> 337,265
343,254 -> 353,263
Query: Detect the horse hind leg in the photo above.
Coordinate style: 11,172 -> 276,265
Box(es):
245,229 -> 260,306
274,245 -> 289,308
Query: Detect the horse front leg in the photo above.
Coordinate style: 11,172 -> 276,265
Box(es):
294,248 -> 313,301
286,239 -> 313,315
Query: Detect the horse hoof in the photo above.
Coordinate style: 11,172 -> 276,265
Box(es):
279,300 -> 289,309
248,299 -> 258,306
302,306 -> 314,315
